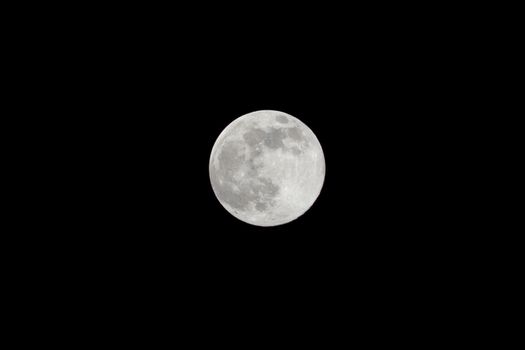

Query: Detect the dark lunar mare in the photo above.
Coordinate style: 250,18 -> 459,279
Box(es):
276,115 -> 288,123
287,126 -> 303,141
243,127 -> 291,150
264,128 -> 287,149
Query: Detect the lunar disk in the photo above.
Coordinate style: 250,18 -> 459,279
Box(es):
209,110 -> 325,226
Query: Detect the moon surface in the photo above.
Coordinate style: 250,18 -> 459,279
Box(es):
209,110 -> 325,226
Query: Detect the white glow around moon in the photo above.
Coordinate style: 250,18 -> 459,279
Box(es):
209,110 -> 325,227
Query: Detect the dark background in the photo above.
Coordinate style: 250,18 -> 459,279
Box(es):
71,22 -> 449,253
68,24 -> 450,299
50,12 -> 454,268
19,4 -> 474,334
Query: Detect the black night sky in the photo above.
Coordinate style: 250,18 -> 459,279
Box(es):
38,6 -> 466,334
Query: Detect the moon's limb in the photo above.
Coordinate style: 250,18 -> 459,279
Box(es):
209,110 -> 325,226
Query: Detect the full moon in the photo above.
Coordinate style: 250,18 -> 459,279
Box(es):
209,110 -> 325,226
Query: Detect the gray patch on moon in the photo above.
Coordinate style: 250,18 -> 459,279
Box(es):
243,127 -> 288,150
240,125 -> 309,158
211,180 -> 252,211
214,175 -> 279,212
246,159 -> 261,177
217,141 -> 244,177
290,146 -> 302,155
243,128 -> 266,147
254,177 -> 279,197
255,202 -> 267,212
210,142 -> 251,211
276,115 -> 288,123
287,126 -> 303,141
264,127 -> 287,149
211,139 -> 280,212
